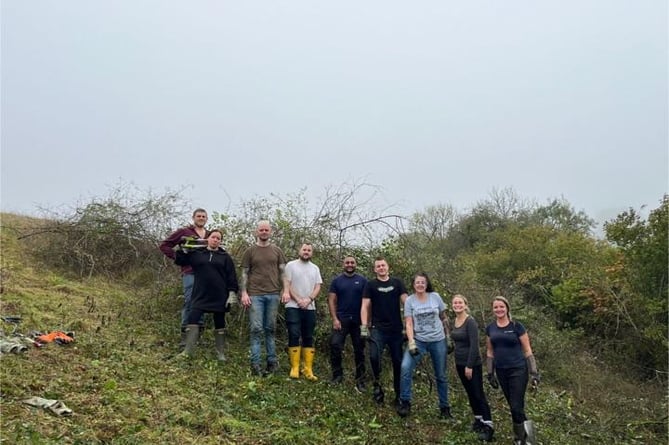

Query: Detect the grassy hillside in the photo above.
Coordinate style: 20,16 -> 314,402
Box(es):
0,213 -> 666,444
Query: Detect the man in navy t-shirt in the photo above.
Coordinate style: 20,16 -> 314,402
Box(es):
327,255 -> 368,391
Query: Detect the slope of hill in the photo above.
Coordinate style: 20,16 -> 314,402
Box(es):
0,213 -> 665,444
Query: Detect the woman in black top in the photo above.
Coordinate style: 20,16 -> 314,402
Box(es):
485,296 -> 540,445
175,229 -> 239,361
451,294 -> 493,442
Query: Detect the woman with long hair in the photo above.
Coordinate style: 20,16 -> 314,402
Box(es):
485,296 -> 540,445
451,294 -> 493,441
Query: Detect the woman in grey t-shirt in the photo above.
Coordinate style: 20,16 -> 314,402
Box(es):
396,272 -> 452,419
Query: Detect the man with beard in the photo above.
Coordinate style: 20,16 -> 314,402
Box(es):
327,255 -> 368,391
240,220 -> 290,376
284,243 -> 323,381
160,208 -> 209,346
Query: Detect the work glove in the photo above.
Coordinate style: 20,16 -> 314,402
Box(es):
408,339 -> 419,356
530,372 -> 541,389
36,331 -> 74,345
487,373 -> 499,389
360,325 -> 369,340
226,291 -> 238,312
527,355 -> 540,389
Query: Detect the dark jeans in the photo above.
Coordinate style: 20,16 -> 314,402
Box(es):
188,309 -> 225,330
330,316 -> 365,381
456,364 -> 492,422
285,308 -> 316,347
369,328 -> 403,398
496,365 -> 528,424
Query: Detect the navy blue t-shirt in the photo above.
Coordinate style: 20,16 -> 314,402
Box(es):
328,273 -> 367,323
485,320 -> 527,369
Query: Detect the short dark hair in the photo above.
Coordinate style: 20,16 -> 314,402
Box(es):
192,208 -> 207,217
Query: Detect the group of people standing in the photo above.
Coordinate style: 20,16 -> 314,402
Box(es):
160,211 -> 540,445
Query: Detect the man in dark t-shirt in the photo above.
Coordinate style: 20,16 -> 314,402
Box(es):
361,257 -> 408,406
328,255 -> 368,390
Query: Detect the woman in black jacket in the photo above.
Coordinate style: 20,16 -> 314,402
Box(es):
175,229 -> 239,360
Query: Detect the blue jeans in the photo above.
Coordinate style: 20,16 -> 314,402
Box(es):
399,338 -> 449,409
496,365 -> 528,424
369,328 -> 403,398
285,308 -> 316,347
180,274 -> 203,329
249,294 -> 280,366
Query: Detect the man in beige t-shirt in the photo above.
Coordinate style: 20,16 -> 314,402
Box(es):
240,221 -> 290,376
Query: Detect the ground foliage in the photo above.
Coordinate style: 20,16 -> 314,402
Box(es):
1,186 -> 667,444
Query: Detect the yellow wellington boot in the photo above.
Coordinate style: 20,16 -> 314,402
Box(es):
289,346 -> 301,379
301,347 -> 318,381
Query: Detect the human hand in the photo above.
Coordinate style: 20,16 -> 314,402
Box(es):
530,372 -> 541,389
464,367 -> 473,380
240,292 -> 251,308
408,339 -> 419,356
332,319 -> 341,331
360,325 -> 369,339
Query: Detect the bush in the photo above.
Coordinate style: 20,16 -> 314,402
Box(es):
17,184 -> 187,282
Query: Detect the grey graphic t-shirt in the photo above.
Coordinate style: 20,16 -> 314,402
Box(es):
404,292 -> 446,343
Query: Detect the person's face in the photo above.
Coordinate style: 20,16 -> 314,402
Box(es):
413,275 -> 428,293
299,244 -> 313,261
492,300 -> 508,319
374,260 -> 389,278
256,223 -> 271,241
193,212 -> 208,228
207,232 -> 222,249
342,257 -> 357,274
452,297 -> 467,313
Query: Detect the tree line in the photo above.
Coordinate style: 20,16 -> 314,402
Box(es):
17,182 -> 668,380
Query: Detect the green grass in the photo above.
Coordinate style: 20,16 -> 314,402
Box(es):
1,214 -> 666,444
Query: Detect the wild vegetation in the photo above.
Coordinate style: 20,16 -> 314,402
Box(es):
1,184 -> 666,444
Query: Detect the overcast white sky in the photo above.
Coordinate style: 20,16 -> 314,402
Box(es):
2,1 -> 667,229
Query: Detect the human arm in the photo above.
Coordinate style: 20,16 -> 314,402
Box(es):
296,283 -> 320,309
485,336 -> 499,388
173,248 -> 191,267
225,256 -> 240,309
327,292 -> 341,330
520,333 -> 540,387
405,315 -> 418,355
464,317 -> 479,379
239,267 -> 251,308
159,228 -> 191,260
360,298 -> 371,338
279,263 -> 291,304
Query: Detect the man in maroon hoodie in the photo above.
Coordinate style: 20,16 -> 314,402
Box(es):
160,208 -> 209,346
